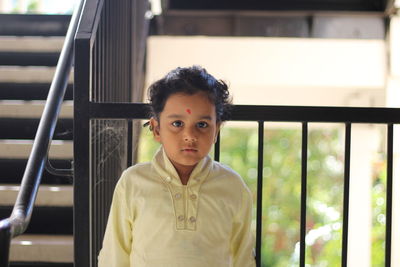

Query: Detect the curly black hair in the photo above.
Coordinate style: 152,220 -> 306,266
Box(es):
147,65 -> 232,122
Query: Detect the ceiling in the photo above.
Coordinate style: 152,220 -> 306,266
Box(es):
165,0 -> 390,12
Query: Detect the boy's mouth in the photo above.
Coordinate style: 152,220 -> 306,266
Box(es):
182,148 -> 197,152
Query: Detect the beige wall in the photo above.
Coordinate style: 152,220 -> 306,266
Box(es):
146,36 -> 386,106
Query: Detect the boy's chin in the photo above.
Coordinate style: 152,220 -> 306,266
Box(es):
171,157 -> 201,169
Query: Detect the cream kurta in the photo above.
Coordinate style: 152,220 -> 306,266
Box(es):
98,148 -> 256,267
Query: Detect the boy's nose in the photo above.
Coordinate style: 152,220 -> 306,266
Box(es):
183,128 -> 197,142
184,136 -> 197,142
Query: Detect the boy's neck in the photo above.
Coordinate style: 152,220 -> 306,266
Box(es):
177,168 -> 193,185
172,164 -> 195,185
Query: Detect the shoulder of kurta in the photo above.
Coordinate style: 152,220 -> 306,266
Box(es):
117,162 -> 152,183
211,161 -> 253,223
114,162 -> 152,196
211,161 -> 250,191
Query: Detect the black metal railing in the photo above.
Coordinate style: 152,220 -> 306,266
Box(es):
72,2 -> 399,267
0,1 -> 84,266
74,0 -> 150,266
78,102 -> 400,267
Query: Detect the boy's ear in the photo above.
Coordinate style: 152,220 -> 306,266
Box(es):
150,117 -> 161,142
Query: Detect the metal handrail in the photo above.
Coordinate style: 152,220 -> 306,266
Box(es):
0,0 -> 84,266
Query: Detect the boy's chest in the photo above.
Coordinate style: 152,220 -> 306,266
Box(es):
131,179 -> 238,236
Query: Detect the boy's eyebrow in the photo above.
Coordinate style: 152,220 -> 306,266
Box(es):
166,114 -> 213,120
199,115 -> 212,120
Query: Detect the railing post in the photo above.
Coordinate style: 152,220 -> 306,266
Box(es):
385,124 -> 394,267
300,122 -> 308,267
255,121 -> 264,266
0,221 -> 11,267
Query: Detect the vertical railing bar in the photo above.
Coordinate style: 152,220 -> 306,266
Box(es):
385,123 -> 393,267
118,0 -> 121,100
100,11 -> 105,103
255,121 -> 264,267
341,123 -> 351,267
92,120 -> 97,256
97,15 -> 104,262
120,0 -> 124,101
127,119 -> 133,167
100,120 -> 105,261
92,37 -> 96,102
126,0 -> 131,102
300,122 -> 308,267
214,132 -> 220,162
114,1 -> 118,101
105,1 -> 110,102
97,19 -> 101,102
0,220 -> 11,267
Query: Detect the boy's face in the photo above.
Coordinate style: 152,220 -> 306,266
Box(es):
150,92 -> 220,176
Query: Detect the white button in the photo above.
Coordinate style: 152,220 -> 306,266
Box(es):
175,193 -> 182,199
178,215 -> 185,221
189,216 -> 196,223
165,177 -> 171,182
190,194 -> 197,200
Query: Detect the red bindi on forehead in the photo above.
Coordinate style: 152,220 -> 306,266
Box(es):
186,108 -> 191,114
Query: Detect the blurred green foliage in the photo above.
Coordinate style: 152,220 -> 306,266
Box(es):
137,124 -> 386,266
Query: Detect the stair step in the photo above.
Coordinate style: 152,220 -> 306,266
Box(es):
0,185 -> 73,207
0,52 -> 60,66
0,118 -> 73,140
0,66 -> 73,83
0,140 -> 73,159
0,101 -> 73,118
10,262 -> 73,267
0,83 -> 73,101
0,207 -> 72,234
0,36 -> 64,52
0,14 -> 70,36
10,235 -> 73,262
0,159 -> 73,185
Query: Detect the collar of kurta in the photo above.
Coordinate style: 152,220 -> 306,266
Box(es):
151,146 -> 213,187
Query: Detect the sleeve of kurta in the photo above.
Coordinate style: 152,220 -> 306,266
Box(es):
98,176 -> 133,267
230,187 -> 256,267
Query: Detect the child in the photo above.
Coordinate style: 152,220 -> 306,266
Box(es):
98,66 -> 256,267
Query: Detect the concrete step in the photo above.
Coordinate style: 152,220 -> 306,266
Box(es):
0,66 -> 73,83
0,14 -> 70,36
0,101 -> 73,118
0,206 -> 72,235
0,185 -> 73,207
10,262 -> 72,267
0,140 -> 73,159
0,118 -> 73,140
0,83 -> 73,101
10,235 -> 73,263
0,51 -> 60,66
0,36 -> 64,52
0,159 -> 73,185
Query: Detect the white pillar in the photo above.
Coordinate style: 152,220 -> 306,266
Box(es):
387,13 -> 400,267
348,125 -> 380,267
0,0 -> 12,12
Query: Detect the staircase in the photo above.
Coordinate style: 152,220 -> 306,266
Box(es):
0,14 -> 74,267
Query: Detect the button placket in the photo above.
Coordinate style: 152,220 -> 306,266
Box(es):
165,182 -> 185,230
186,185 -> 200,230
176,186 -> 185,230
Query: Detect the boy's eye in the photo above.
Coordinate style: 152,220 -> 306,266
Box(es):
172,121 -> 183,127
197,121 -> 208,128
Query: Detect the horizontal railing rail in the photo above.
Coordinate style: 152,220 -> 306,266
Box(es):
87,101 -> 399,267
0,1 -> 84,266
88,102 -> 400,123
